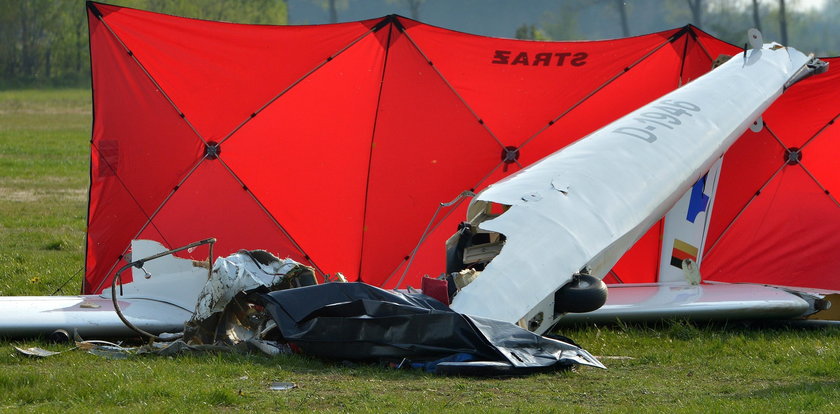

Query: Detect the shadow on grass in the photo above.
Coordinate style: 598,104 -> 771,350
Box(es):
746,380 -> 840,397
734,380 -> 840,410
562,318 -> 840,338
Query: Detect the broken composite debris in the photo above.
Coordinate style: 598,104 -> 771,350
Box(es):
8,239 -> 604,376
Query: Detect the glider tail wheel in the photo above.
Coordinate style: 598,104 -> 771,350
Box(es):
554,273 -> 608,314
48,328 -> 72,343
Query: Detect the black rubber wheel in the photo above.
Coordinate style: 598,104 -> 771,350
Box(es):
47,328 -> 71,343
554,274 -> 608,313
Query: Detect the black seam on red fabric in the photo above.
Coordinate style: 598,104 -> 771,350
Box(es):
798,113 -> 840,208
690,28 -> 717,62
607,270 -> 624,284
397,19 -> 507,151
763,122 -> 788,149
391,15 -> 406,32
83,3 -> 99,293
214,158 -> 326,277
88,6 -> 214,292
518,32 -> 682,151
89,157 -> 207,293
371,15 -> 391,32
798,163 -> 840,208
703,162 -> 787,258
669,25 -> 690,43
86,1 -> 103,18
358,23 -> 394,284
380,257 -> 409,289
677,29 -> 690,87
217,21 -> 382,147
799,112 -> 840,150
92,10 -> 207,146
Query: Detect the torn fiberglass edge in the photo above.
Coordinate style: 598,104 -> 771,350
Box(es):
443,200 -> 608,332
108,239 -> 319,348
182,248 -> 317,346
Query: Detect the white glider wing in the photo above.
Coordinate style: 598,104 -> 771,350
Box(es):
450,41 -> 826,333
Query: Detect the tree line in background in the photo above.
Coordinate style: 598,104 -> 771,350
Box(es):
0,0 -> 287,89
523,0 -> 840,56
2,0 -> 839,89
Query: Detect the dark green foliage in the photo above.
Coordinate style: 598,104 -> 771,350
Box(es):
0,0 -> 288,89
537,0 -> 840,55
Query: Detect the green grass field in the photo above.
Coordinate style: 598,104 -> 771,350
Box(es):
1,89 -> 839,412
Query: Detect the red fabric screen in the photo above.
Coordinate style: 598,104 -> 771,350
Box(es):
702,57 -> 840,290
85,2 -> 838,294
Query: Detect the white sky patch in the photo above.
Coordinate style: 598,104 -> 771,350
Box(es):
714,0 -> 828,13
796,0 -> 828,12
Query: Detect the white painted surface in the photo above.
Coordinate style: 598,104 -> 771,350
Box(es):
0,240 -> 208,337
658,158 -> 722,283
451,43 -> 818,328
101,239 -> 211,311
0,295 -> 191,337
557,283 -> 812,323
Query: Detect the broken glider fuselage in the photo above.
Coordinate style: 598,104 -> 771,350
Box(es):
0,38 -> 829,340
447,41 -> 827,333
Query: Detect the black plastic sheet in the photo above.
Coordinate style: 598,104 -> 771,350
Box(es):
260,282 -> 604,375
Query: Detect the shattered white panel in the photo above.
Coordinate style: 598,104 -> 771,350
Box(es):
192,251 -> 302,321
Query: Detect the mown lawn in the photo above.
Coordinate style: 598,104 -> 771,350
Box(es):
0,89 -> 838,413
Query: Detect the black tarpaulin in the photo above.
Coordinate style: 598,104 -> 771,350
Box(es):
260,282 -> 604,375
